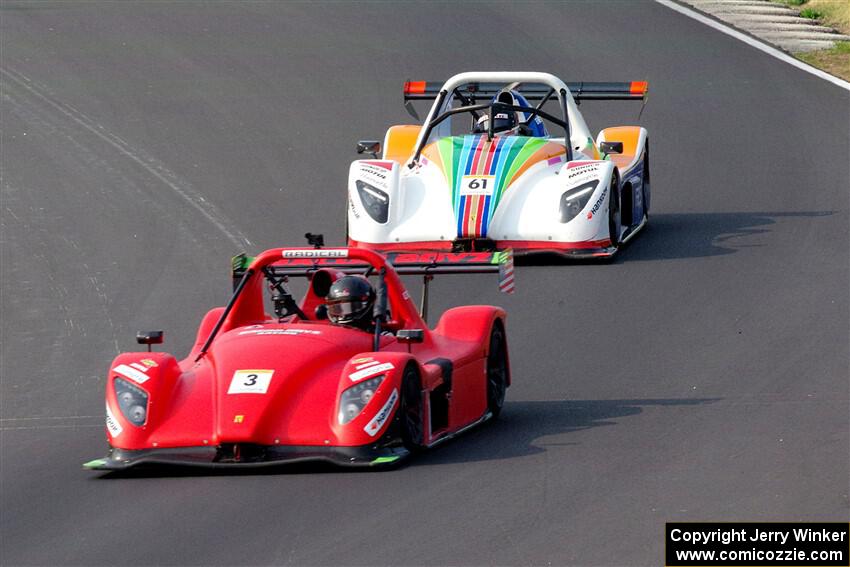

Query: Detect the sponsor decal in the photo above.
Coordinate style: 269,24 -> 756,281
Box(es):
360,176 -> 388,190
282,249 -> 348,259
237,328 -> 321,336
352,357 -> 374,364
568,173 -> 600,186
389,252 -> 496,265
361,165 -> 388,178
233,415 -> 244,423
348,196 -> 360,220
586,184 -> 608,219
566,163 -> 601,186
361,160 -> 393,171
349,362 -> 394,382
105,403 -> 122,437
140,359 -> 158,368
276,258 -> 364,267
355,360 -> 381,370
364,388 -> 398,437
402,290 -> 410,300
114,364 -> 150,385
129,362 -> 148,373
227,369 -> 274,394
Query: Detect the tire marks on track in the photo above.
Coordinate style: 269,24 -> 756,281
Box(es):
1,65 -> 252,249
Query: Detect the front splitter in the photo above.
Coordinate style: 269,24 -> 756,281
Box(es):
84,443 -> 410,471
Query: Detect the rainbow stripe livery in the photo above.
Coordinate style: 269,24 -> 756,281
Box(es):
423,135 -> 565,238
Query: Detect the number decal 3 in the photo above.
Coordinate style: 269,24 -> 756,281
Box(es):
228,370 -> 274,394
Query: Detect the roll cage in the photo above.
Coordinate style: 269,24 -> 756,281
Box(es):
408,72 -> 578,166
196,246 -> 512,360
403,71 -> 648,166
410,98 -> 570,165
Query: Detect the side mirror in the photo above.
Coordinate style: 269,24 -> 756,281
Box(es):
304,232 -> 324,248
356,140 -> 381,158
599,141 -> 623,155
397,329 -> 424,344
136,330 -> 164,352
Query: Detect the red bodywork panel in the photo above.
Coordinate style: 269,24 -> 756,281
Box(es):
102,247 -> 507,462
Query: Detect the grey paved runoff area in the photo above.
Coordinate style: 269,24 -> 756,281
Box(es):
679,0 -> 850,52
1,2 -> 848,566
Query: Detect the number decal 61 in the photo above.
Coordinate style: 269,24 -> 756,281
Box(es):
460,175 -> 495,196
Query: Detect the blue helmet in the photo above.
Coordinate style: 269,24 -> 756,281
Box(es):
474,89 -> 548,137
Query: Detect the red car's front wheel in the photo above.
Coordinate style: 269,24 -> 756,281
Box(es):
400,364 -> 425,450
486,321 -> 508,419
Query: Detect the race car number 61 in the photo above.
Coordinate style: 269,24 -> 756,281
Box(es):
461,175 -> 495,196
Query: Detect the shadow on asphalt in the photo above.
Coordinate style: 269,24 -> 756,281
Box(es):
414,397 -> 719,466
91,397 -> 717,478
516,211 -> 833,266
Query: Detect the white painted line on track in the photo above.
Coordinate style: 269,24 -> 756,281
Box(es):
655,0 -> 850,91
0,66 -> 254,247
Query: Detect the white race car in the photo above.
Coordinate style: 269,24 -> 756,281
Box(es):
347,71 -> 650,258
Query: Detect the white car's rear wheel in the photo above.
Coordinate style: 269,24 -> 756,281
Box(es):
642,143 -> 650,220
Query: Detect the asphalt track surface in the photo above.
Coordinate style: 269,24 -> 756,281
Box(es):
1,2 -> 848,566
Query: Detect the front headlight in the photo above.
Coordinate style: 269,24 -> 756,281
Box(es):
559,180 -> 598,223
355,180 -> 389,224
114,377 -> 149,426
338,376 -> 384,425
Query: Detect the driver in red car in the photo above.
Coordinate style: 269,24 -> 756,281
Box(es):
326,275 -> 376,332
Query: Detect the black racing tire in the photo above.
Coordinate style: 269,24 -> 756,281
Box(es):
399,364 -> 425,450
486,320 -> 508,419
344,196 -> 351,244
608,172 -> 622,248
642,141 -> 650,220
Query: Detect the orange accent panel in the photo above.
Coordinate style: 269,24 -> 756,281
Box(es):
382,125 -> 421,164
599,126 -> 642,170
630,81 -> 648,95
508,143 -> 566,183
404,81 -> 426,95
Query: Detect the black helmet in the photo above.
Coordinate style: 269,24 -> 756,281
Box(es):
326,275 -> 375,327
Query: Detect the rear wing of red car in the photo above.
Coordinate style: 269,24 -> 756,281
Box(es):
232,249 -> 516,294
403,80 -> 648,102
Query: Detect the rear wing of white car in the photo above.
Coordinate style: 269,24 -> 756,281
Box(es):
403,80 -> 648,102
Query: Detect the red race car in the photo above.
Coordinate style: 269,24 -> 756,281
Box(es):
85,245 -> 513,470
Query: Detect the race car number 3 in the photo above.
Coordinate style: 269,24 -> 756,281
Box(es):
460,175 -> 495,196
228,369 -> 274,394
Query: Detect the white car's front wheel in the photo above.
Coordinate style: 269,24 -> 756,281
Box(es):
608,173 -> 622,248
